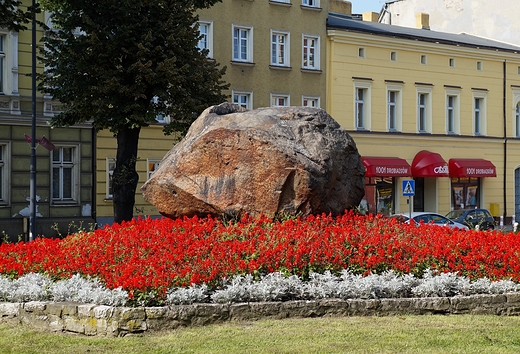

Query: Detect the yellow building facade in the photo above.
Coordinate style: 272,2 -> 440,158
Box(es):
197,0 -> 329,109
326,10 -> 520,222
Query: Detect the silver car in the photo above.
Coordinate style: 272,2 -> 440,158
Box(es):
390,212 -> 469,230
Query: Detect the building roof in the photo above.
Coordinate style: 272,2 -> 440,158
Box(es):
327,13 -> 520,54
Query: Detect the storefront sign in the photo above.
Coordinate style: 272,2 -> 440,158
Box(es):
362,157 -> 412,177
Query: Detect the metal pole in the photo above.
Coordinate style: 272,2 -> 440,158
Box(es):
30,0 -> 37,241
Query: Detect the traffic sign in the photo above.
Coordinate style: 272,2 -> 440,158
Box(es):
402,180 -> 415,197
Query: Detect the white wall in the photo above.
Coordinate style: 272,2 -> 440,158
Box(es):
380,0 -> 520,46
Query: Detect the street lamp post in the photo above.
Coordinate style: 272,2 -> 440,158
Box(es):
30,0 -> 37,241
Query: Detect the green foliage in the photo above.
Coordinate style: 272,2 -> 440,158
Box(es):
0,0 -> 40,31
37,0 -> 228,136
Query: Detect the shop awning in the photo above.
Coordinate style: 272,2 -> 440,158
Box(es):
411,150 -> 449,177
362,156 -> 412,177
449,158 -> 497,177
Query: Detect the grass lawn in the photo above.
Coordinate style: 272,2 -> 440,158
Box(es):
2,315 -> 520,353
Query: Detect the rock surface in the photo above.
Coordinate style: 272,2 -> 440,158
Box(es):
141,103 -> 365,219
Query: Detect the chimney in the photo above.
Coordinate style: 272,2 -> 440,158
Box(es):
329,0 -> 352,16
416,12 -> 430,30
362,12 -> 379,22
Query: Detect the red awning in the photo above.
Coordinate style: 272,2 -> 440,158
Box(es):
411,150 -> 449,177
362,156 -> 411,177
449,158 -> 497,177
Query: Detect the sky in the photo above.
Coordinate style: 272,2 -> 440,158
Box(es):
349,0 -> 388,14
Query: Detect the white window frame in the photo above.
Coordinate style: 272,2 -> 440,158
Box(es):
390,51 -> 397,61
476,61 -> 483,71
386,84 -> 402,132
302,95 -> 320,108
354,81 -> 371,131
512,90 -> 520,137
0,142 -> 10,205
270,30 -> 290,67
516,103 -> 520,138
0,30 -> 19,96
420,54 -> 427,65
446,89 -> 461,135
232,90 -> 253,109
147,159 -> 161,180
51,145 -> 79,204
232,25 -> 253,63
473,91 -> 487,136
271,93 -> 290,107
106,157 -> 116,200
197,20 -> 213,58
302,0 -> 320,7
302,34 -> 320,70
0,34 -> 4,94
358,47 -> 365,58
417,87 -> 432,133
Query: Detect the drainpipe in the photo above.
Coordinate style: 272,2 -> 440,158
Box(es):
503,60 -> 508,220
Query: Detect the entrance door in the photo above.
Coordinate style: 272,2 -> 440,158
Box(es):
515,168 -> 520,221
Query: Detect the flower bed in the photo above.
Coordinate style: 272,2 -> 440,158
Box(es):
1,212 -> 519,306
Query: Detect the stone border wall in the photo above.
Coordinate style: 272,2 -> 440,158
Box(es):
2,293 -> 520,337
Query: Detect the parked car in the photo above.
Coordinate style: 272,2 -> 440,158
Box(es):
390,212 -> 470,230
445,208 -> 495,230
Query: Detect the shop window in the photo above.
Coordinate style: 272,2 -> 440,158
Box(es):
451,177 -> 480,210
363,177 -> 395,216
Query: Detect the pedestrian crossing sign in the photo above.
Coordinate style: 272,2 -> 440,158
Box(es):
402,180 -> 415,197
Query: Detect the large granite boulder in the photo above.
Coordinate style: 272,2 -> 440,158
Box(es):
141,103 -> 365,219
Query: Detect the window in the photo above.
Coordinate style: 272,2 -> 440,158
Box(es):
445,89 -> 460,135
473,96 -> 487,135
271,93 -> 290,107
516,103 -> 520,138
147,159 -> 161,180
232,90 -> 252,109
476,61 -> 482,71
302,96 -> 319,107
386,87 -> 402,132
354,80 -> 372,130
197,21 -> 213,58
302,0 -> 319,7
417,88 -> 432,133
0,143 -> 9,204
106,158 -> 116,200
449,58 -> 455,67
52,146 -> 78,203
390,51 -> 397,61
233,25 -> 253,62
271,30 -> 289,67
358,47 -> 365,58
302,35 -> 319,70
0,35 -> 4,93
420,54 -> 427,65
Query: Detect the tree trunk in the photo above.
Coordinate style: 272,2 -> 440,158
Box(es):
113,126 -> 141,223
